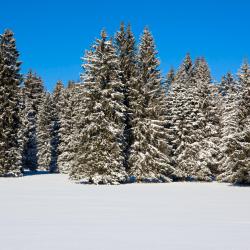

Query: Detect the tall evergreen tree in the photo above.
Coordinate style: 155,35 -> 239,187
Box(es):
128,28 -> 175,182
57,81 -> 77,173
168,56 -> 219,181
22,71 -> 44,171
37,93 -> 53,171
115,22 -> 137,171
187,58 -> 219,180
0,29 -> 22,176
165,67 -> 175,94
167,54 -> 193,179
218,62 -> 250,184
219,72 -> 239,96
173,57 -> 211,181
69,31 -> 127,184
37,83 -> 64,173
217,72 -> 240,181
50,81 -> 64,173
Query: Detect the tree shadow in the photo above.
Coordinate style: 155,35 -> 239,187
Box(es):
228,183 -> 250,188
22,169 -> 52,176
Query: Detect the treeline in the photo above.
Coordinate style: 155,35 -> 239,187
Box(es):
0,24 -> 249,184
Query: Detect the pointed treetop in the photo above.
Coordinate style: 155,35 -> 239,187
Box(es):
120,22 -> 125,32
183,53 -> 192,72
0,28 -> 21,73
138,27 -> 160,73
54,80 -> 64,93
116,22 -> 125,39
167,67 -> 175,76
0,29 -> 15,41
188,57 -> 212,96
139,27 -> 158,57
101,29 -> 108,40
166,67 -> 175,83
23,71 -> 44,101
192,57 -> 211,83
174,53 -> 192,84
67,80 -> 75,89
115,22 -> 136,53
126,23 -> 136,49
222,72 -> 234,86
3,29 -> 14,35
239,59 -> 249,74
219,72 -> 237,96
164,67 -> 175,94
223,72 -> 234,84
140,26 -> 154,44
0,29 -> 17,50
238,60 -> 250,86
126,23 -> 132,33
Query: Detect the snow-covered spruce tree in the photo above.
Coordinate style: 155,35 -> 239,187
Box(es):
169,56 -> 218,181
188,58 -> 220,179
218,62 -> 250,184
69,31 -> 127,184
57,81 -> 77,173
164,67 -> 176,175
166,54 -> 193,179
165,67 -> 175,95
127,28 -> 175,182
0,29 -> 22,177
235,62 -> 250,183
217,72 -> 241,181
22,71 -> 44,171
53,80 -> 64,114
36,83 -> 64,173
49,80 -> 64,173
19,88 -> 29,173
115,22 -> 137,171
174,58 -> 210,181
36,92 -> 54,171
208,81 -> 223,177
164,67 -> 176,159
219,72 -> 239,97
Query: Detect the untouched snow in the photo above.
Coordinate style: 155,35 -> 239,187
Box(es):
0,173 -> 250,250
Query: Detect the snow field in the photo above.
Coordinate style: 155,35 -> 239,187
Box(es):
0,174 -> 250,250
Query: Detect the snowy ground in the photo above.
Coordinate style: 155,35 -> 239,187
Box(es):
0,173 -> 250,250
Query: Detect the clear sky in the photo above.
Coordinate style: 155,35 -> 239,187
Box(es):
1,0 -> 249,91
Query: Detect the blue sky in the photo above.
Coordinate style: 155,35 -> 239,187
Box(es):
1,0 -> 249,91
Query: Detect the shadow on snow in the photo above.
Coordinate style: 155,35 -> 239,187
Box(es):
22,169 -> 55,176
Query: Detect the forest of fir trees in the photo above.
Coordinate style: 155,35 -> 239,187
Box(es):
0,23 -> 250,185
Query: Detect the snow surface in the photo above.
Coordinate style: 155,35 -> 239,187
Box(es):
1,173 -> 250,250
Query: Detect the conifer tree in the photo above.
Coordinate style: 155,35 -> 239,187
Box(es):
164,67 -> 176,171
169,56 -> 218,181
37,93 -> 53,171
208,81 -> 223,176
128,28 -> 175,182
219,72 -> 239,96
69,31 -> 127,184
57,81 -> 77,173
167,54 -> 193,179
22,71 -> 44,170
50,81 -> 64,173
174,57 -> 211,181
115,22 -> 137,171
235,62 -> 250,183
165,67 -> 175,94
185,58 -> 219,180
218,62 -> 250,184
217,72 -> 240,181
0,29 -> 22,176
